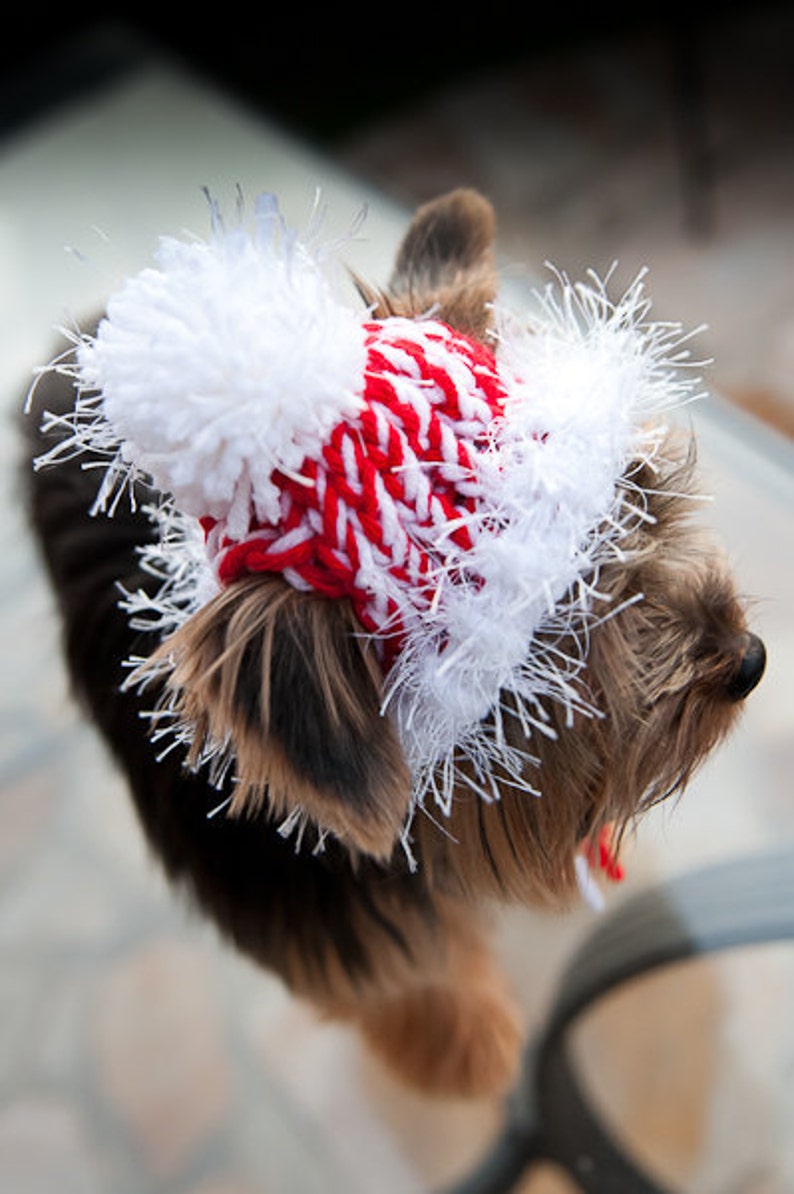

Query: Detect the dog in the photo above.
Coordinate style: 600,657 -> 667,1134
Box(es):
23,188 -> 765,1099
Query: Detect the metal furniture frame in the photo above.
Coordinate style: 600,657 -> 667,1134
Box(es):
443,850 -> 794,1193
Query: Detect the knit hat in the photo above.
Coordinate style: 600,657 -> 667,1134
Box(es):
37,192 -> 703,822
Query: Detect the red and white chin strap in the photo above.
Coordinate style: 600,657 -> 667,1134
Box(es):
44,192 -> 702,837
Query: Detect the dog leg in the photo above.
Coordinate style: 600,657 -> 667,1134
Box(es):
341,904 -> 523,1099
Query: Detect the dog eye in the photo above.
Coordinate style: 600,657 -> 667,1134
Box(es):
727,633 -> 766,701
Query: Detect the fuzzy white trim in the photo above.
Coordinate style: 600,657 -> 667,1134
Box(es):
385,268 -> 705,818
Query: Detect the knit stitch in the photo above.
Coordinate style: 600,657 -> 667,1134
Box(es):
207,317 -> 508,670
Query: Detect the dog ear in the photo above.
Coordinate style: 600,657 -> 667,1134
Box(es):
356,188 -> 499,338
146,575 -> 413,860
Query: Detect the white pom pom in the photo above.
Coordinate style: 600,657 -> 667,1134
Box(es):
77,194 -> 367,536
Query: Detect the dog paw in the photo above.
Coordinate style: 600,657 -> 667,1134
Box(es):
359,980 -> 524,1099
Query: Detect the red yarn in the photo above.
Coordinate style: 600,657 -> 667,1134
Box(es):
583,825 -> 626,883
210,319 -> 508,662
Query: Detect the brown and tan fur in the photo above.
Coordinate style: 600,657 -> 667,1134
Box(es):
24,189 -> 764,1099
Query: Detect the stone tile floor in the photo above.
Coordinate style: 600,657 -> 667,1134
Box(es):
1,11 -> 793,1192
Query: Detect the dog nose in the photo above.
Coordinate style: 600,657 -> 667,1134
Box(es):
728,632 -> 766,700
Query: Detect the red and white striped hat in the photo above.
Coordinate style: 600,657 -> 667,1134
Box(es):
45,193 -> 703,817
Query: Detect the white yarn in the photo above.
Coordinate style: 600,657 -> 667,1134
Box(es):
75,192 -> 367,537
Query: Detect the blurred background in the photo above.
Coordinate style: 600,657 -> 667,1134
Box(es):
1,5 -> 793,1193
4,2 -> 793,436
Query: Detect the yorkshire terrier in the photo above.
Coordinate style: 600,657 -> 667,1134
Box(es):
23,188 -> 765,1098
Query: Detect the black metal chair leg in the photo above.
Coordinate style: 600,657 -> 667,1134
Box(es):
440,849 -> 794,1193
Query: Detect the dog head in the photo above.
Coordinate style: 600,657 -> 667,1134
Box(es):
51,188 -> 765,902
355,189 -> 764,902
